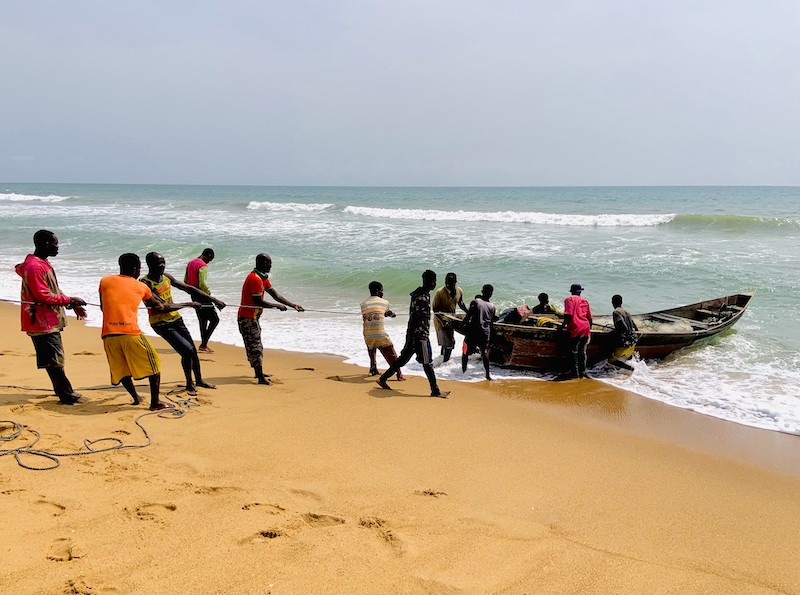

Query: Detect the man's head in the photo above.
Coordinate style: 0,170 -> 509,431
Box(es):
255,253 -> 272,274
537,292 -> 549,305
570,283 -> 584,295
445,272 -> 457,289
145,252 -> 166,276
481,284 -> 494,300
33,230 -> 58,258
369,281 -> 383,297
201,248 -> 215,263
119,253 -> 141,278
612,294 -> 623,308
422,269 -> 437,291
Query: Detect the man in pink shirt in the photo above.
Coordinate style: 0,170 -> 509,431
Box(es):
15,230 -> 88,404
562,283 -> 593,378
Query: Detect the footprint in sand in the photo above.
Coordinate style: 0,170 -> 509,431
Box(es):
111,429 -> 130,436
129,502 -> 177,522
294,367 -> 315,371
47,537 -> 86,562
301,513 -> 345,527
240,529 -> 286,545
1,488 -> 26,496
62,578 -> 96,594
289,488 -> 323,501
180,483 -> 241,495
37,499 -> 67,516
359,517 -> 404,554
242,502 -> 286,514
415,489 -> 448,498
72,351 -> 97,356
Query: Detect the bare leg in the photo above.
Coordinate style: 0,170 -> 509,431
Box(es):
148,373 -> 171,410
254,364 -> 271,385
191,352 -> 216,389
481,347 -> 492,380
120,376 -> 141,405
367,347 -> 379,376
379,345 -> 404,380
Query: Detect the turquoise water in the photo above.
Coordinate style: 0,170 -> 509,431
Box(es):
2,184 -> 799,434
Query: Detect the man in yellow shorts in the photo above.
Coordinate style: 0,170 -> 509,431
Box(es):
99,253 -> 183,410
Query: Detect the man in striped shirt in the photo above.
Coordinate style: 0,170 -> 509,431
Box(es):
360,281 -> 403,380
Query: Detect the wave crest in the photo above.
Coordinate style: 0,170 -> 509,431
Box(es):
672,213 -> 800,229
344,206 -> 675,227
0,192 -> 71,203
247,201 -> 333,212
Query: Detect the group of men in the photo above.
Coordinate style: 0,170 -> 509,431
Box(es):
16,230 -> 302,409
360,274 -> 639,385
18,229 -> 638,409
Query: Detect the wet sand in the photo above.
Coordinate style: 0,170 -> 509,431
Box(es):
1,303 -> 799,594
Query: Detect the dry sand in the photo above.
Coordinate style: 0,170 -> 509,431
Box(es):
1,303 -> 799,594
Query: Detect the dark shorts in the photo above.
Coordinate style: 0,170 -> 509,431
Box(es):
153,318 -> 196,358
30,332 -> 65,369
197,307 -> 219,325
464,330 -> 489,353
412,338 -> 433,366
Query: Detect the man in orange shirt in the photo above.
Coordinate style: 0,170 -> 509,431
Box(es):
99,253 -> 192,410
238,253 -> 304,385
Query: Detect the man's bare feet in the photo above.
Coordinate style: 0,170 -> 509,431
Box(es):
131,396 -> 141,405
186,386 -> 198,396
376,379 -> 391,390
368,368 -> 379,376
198,345 -> 214,353
196,381 -> 216,389
149,402 -> 175,411
257,377 -> 272,385
431,391 -> 450,398
396,375 -> 405,381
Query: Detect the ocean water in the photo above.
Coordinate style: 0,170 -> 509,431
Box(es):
2,184 -> 799,435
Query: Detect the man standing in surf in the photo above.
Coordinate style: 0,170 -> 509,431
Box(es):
562,283 -> 593,378
377,269 -> 449,398
237,253 -> 304,385
432,272 -> 468,362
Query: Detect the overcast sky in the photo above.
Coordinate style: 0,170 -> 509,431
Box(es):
2,1 -> 799,186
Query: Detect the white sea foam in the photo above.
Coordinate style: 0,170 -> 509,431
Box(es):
343,206 -> 675,227
246,201 -> 334,212
0,192 -> 71,202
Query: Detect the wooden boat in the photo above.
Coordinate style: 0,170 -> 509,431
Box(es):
436,292 -> 754,372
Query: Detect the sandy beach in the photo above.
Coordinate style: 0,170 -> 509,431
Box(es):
1,303 -> 799,594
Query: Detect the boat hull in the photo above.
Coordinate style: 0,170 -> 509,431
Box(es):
438,292 -> 754,373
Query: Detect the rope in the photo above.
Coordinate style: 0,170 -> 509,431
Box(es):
0,297 -> 406,316
0,381 -> 195,471
0,409 -> 184,471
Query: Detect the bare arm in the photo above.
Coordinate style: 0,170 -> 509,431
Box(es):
165,273 -> 226,309
265,287 -> 304,312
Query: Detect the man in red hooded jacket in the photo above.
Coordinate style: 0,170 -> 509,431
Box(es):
16,230 -> 88,404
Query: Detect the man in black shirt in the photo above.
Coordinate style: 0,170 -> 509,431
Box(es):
377,270 -> 449,398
